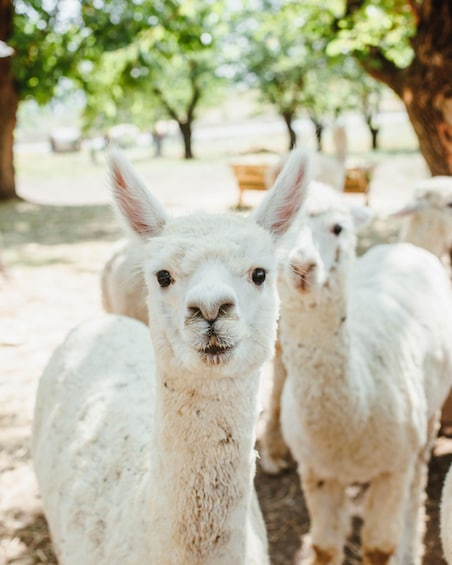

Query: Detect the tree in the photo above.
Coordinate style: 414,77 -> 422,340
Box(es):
356,76 -> 383,151
330,0 -> 452,175
236,1 -> 364,152
235,1 -> 329,150
80,0 -> 228,159
326,56 -> 385,151
0,0 -> 79,200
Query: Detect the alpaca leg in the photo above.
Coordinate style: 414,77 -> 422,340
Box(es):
259,340 -> 290,474
300,468 -> 349,565
397,413 -> 440,565
361,469 -> 413,565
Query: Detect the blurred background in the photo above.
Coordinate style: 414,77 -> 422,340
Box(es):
1,0 -> 450,206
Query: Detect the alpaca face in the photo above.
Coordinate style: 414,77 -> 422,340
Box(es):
109,146 -> 310,376
283,209 -> 356,298
280,183 -> 371,302
143,214 -> 280,377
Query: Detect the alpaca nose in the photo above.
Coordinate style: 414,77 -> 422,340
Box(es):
188,301 -> 234,323
186,285 -> 237,323
289,247 -> 318,271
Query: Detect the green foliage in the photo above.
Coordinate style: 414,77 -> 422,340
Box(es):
81,0 -> 229,133
11,0 -> 80,103
9,0 -> 414,138
328,0 -> 416,68
234,1 -> 350,124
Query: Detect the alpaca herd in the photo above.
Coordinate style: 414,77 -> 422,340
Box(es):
31,148 -> 452,564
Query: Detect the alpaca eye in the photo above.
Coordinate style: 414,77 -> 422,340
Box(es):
156,270 -> 172,288
331,224 -> 343,236
251,268 -> 266,286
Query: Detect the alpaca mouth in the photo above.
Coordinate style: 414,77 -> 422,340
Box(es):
296,273 -> 310,292
199,339 -> 234,365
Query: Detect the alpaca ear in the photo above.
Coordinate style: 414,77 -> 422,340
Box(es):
252,148 -> 309,239
388,202 -> 423,218
109,149 -> 170,239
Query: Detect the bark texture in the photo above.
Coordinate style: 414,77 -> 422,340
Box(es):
0,0 -> 17,200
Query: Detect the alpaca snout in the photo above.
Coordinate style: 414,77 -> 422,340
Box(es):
185,280 -> 238,323
289,261 -> 316,292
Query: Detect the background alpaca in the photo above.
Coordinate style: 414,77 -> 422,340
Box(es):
392,176 -> 452,269
101,237 -> 148,324
265,183 -> 452,564
259,181 -> 359,476
31,148 -> 309,565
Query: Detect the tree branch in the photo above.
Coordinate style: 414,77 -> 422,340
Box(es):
359,47 -> 406,98
187,81 -> 201,123
152,86 -> 179,122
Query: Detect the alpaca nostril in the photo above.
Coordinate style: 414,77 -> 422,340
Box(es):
218,302 -> 234,317
188,306 -> 203,320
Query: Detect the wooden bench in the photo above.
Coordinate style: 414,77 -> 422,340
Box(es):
231,161 -> 375,207
230,163 -> 271,207
344,164 -> 374,205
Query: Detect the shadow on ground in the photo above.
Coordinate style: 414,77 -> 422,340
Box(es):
0,199 -> 120,249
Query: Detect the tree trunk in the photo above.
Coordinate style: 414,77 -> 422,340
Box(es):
365,116 -> 380,151
310,117 -> 324,152
179,121 -> 194,160
370,127 -> 379,150
402,75 -> 452,175
282,111 -> 297,150
0,0 -> 17,201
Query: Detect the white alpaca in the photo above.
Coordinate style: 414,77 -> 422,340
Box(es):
101,237 -> 148,324
31,148 -> 309,565
259,182 -> 353,475
268,183 -> 452,564
393,176 -> 452,267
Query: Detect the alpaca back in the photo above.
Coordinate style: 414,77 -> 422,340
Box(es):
349,242 -> 452,414
32,315 -> 156,564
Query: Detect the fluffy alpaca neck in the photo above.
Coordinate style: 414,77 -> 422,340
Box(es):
150,365 -> 261,565
281,277 -> 350,389
286,282 -> 348,351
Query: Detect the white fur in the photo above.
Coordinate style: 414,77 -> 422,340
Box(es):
101,237 -> 148,324
394,176 -> 452,266
265,183 -> 452,564
32,148 -> 309,565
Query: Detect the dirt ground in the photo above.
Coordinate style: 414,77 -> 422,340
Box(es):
1,150 -> 451,564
